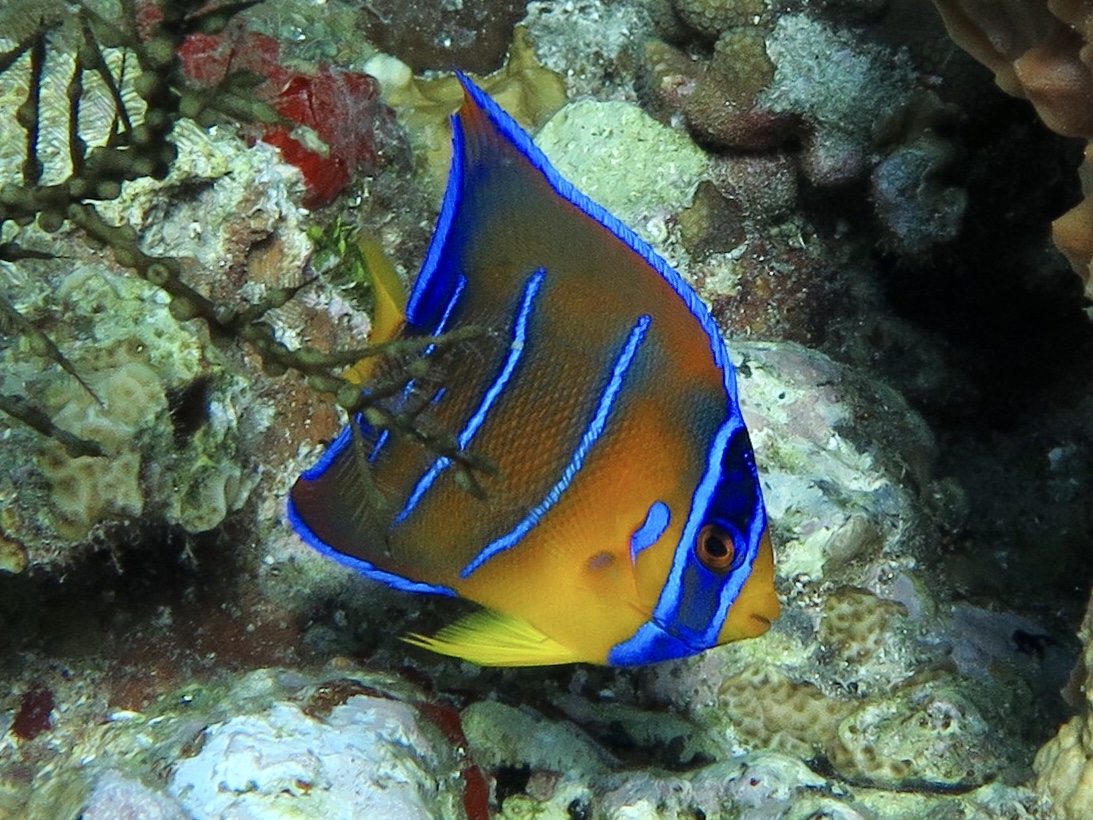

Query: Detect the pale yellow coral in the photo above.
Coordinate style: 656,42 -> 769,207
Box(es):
364,26 -> 566,193
1034,585 -> 1093,820
820,587 -> 908,664
718,665 -> 855,757
38,447 -> 144,540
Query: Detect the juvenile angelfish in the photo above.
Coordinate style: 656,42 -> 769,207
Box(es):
288,76 -> 778,666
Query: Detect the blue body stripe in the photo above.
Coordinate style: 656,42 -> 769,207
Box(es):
630,500 -> 671,560
368,429 -> 389,463
370,277 -> 466,465
423,276 -> 467,346
610,423 -> 766,664
394,269 -> 546,525
461,314 -> 653,578
653,419 -> 743,640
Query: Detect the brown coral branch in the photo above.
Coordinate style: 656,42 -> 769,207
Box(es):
0,394 -> 104,458
0,292 -> 101,404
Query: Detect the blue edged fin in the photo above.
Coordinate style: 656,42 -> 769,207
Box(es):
450,74 -> 732,382
288,422 -> 457,598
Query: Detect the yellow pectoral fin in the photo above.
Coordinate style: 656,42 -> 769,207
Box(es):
403,608 -> 581,667
345,235 -> 407,385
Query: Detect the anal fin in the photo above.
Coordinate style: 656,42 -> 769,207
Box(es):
403,608 -> 581,667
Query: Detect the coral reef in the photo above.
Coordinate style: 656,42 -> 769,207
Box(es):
4,666 -> 470,820
639,7 -> 967,256
365,26 -> 566,191
7,263 -> 260,539
179,22 -> 401,208
0,3 -> 1087,820
930,0 -> 1093,296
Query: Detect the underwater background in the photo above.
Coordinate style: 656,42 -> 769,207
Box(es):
1,0 -> 1092,817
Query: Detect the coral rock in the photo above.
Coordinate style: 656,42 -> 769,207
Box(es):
365,27 -> 566,193
672,0 -> 770,41
1034,585 -> 1093,820
930,0 -> 1093,295
170,695 -> 450,820
180,26 -> 399,208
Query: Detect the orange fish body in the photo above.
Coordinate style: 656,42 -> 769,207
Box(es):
289,76 -> 778,666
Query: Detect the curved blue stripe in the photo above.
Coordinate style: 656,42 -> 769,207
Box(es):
460,314 -> 653,578
630,500 -> 671,560
612,423 -> 765,662
423,276 -> 468,348
455,269 -> 545,446
455,75 -> 734,399
394,269 -> 546,525
653,420 -> 741,632
370,277 -> 467,466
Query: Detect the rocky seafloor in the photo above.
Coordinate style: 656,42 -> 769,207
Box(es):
1,0 -> 1092,818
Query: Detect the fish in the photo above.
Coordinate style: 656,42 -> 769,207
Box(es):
288,75 -> 778,667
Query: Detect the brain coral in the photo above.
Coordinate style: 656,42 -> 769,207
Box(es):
820,586 -> 909,665
929,0 -> 1093,296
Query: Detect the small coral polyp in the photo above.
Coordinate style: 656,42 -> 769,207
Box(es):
673,0 -> 769,40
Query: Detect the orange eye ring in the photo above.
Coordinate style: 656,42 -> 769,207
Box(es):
696,523 -> 737,572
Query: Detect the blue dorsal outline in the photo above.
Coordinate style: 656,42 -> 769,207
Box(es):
408,75 -> 735,397
447,74 -> 735,397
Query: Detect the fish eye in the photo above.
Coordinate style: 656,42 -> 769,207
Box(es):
695,523 -> 739,573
